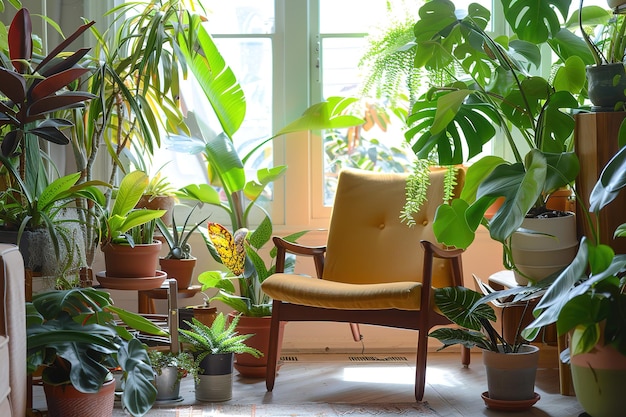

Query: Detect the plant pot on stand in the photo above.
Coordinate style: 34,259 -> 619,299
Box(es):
99,241 -> 166,290
511,213 -> 578,285
159,256 -> 197,290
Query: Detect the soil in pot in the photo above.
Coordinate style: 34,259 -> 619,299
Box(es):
44,379 -> 115,417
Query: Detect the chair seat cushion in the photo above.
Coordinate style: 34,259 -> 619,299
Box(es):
262,274 -> 422,310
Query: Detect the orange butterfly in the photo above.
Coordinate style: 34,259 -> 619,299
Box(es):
207,222 -> 248,276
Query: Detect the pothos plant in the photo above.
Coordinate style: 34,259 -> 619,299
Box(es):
196,221 -> 307,317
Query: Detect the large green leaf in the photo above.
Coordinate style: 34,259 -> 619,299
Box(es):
480,151 -> 547,242
501,0 -> 572,44
177,15 -> 245,138
275,96 -> 364,136
111,171 -> 149,218
203,133 -> 245,195
589,145 -> 626,212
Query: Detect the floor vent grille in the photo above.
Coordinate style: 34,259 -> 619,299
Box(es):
280,356 -> 299,362
348,356 -> 408,362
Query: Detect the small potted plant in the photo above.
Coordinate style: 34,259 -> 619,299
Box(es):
27,287 -> 167,417
156,203 -> 210,289
148,349 -> 198,402
429,286 -> 541,409
99,170 -> 166,286
178,312 -> 262,402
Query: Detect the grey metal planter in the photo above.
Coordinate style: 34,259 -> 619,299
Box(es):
195,353 -> 234,402
154,366 -> 181,401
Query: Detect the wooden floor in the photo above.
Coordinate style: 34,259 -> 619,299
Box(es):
32,349 -> 586,417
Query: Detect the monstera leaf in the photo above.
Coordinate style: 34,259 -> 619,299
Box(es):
501,0 -> 571,44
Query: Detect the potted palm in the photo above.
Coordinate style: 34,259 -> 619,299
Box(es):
26,287 -> 167,417
429,286 -> 541,409
156,203 -> 210,289
178,312 -> 261,402
99,170 -> 166,288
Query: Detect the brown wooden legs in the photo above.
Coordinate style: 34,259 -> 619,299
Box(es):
265,300 -> 282,392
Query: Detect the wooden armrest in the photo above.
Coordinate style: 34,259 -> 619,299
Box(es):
273,236 -> 326,256
273,236 -> 326,278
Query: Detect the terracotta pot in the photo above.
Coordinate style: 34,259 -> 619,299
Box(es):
482,345 -> 539,401
570,328 -> 626,417
102,241 -> 161,278
44,379 -> 115,417
228,313 -> 286,378
136,195 -> 176,226
159,257 -> 197,289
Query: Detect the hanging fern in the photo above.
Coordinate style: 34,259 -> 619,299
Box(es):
400,160 -> 458,227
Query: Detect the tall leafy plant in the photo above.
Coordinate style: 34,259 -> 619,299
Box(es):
402,0 -> 591,259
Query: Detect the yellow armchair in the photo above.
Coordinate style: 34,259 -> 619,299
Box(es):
262,168 -> 469,401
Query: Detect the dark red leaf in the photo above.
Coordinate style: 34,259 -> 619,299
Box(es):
27,92 -> 95,117
29,126 -> 70,145
39,48 -> 91,77
30,67 -> 92,101
8,9 -> 32,73
0,67 -> 26,105
1,129 -> 22,157
35,21 -> 95,74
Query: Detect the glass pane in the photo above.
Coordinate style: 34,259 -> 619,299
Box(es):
206,0 -> 275,34
320,0 -> 388,33
157,38 -> 273,194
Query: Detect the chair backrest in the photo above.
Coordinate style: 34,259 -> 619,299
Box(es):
322,168 -> 465,288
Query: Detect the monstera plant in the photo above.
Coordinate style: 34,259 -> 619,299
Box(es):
400,0 -> 597,281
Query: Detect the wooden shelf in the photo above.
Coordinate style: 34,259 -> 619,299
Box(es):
574,112 -> 626,254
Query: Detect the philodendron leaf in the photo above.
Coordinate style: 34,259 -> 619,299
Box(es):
481,151 -> 547,243
433,286 -> 496,330
429,328 -> 491,350
501,0 -> 570,44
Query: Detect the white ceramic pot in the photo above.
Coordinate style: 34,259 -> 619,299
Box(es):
607,0 -> 626,10
511,214 -> 578,285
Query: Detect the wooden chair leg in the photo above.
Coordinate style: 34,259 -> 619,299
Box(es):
265,301 -> 282,392
414,330 -> 428,402
349,323 -> 362,341
461,346 -> 471,367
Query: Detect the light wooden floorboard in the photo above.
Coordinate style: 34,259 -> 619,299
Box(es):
32,350 -> 586,416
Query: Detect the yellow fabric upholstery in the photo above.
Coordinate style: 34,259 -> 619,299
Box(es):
263,274 -> 422,310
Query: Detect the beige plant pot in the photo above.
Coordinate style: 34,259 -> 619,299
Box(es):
511,213 -> 578,285
607,0 -> 626,9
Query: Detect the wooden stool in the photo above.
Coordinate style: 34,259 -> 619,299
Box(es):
138,284 -> 202,314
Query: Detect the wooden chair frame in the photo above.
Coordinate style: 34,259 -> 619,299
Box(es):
264,238 -> 470,402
